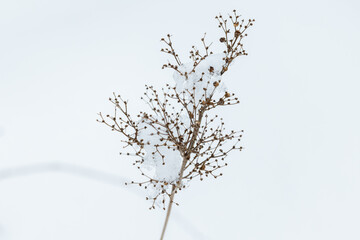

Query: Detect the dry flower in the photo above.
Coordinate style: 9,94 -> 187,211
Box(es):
98,10 -> 255,240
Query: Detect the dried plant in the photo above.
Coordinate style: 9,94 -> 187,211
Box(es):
98,10 -> 255,239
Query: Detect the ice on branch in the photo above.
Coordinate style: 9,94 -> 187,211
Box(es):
98,10 -> 254,210
173,53 -> 227,99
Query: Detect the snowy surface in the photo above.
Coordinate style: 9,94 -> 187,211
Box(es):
1,0 -> 360,239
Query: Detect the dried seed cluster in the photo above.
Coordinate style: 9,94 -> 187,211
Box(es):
98,10 -> 254,210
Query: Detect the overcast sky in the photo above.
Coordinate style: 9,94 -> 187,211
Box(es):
1,0 -> 360,239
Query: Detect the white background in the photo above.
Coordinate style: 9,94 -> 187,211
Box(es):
1,0 -> 360,239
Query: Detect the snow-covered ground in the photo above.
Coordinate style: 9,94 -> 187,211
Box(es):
1,0 -> 360,239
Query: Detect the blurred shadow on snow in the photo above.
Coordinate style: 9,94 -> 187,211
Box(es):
0,162 -> 210,240
0,224 -> 5,239
0,162 -> 136,193
0,127 -> 4,137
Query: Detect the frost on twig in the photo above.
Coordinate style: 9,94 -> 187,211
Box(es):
98,10 -> 254,210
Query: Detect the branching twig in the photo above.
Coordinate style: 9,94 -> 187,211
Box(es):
98,10 -> 255,240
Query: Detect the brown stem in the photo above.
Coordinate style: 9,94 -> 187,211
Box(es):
160,107 -> 206,239
160,184 -> 176,240
160,158 -> 186,239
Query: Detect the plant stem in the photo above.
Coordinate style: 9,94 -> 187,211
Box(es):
160,184 -> 176,240
160,108 -> 206,239
160,155 -> 188,239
